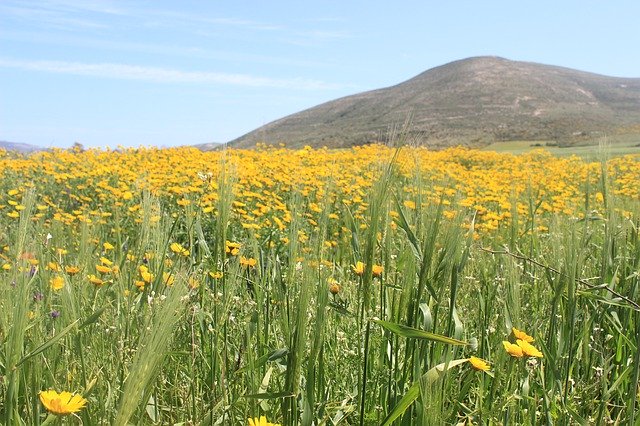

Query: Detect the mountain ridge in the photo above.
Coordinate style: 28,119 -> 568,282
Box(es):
227,56 -> 640,149
0,140 -> 43,153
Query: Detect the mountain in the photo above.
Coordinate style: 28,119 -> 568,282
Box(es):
0,140 -> 42,153
228,56 -> 640,149
193,142 -> 222,151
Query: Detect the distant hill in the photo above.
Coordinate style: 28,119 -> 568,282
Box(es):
0,140 -> 42,153
193,142 -> 222,151
228,56 -> 640,149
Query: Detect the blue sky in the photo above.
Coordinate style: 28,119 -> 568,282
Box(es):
1,0 -> 639,148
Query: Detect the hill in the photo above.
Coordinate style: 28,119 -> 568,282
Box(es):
0,140 -> 42,153
228,56 -> 640,149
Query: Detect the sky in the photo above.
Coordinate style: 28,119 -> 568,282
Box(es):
1,1 -> 639,149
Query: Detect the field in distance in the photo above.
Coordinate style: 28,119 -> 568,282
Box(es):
482,133 -> 640,158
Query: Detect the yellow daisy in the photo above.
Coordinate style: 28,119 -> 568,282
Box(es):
512,327 -> 534,343
248,416 -> 280,426
39,390 -> 87,415
468,356 -> 491,372
516,339 -> 544,358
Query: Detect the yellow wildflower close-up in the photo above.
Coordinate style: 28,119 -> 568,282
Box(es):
248,416 -> 280,426
88,274 -> 104,286
225,241 -> 241,256
50,275 -> 65,291
170,242 -> 190,256
352,261 -> 365,276
512,327 -> 534,343
65,265 -> 80,275
240,256 -> 257,268
39,390 -> 87,415
372,264 -> 384,277
502,341 -> 524,358
468,356 -> 491,372
516,339 -> 544,358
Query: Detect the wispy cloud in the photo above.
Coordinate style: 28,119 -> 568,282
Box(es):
0,30 -> 337,69
0,1 -> 112,31
0,58 -> 348,90
1,0 -> 350,44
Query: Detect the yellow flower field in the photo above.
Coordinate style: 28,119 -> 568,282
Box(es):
1,145 -> 638,234
0,144 -> 639,424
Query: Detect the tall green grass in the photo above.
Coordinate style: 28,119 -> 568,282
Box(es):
0,149 -> 638,425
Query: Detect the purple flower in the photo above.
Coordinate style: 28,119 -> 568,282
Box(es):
50,310 -> 61,319
33,292 -> 44,302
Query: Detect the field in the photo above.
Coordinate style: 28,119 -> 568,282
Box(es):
482,133 -> 640,159
1,144 -> 639,425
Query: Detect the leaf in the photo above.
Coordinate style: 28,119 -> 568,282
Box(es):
373,320 -> 468,346
145,394 -> 159,423
393,195 -> 421,261
242,392 -> 295,399
381,358 -> 469,425
268,348 -> 289,362
236,348 -> 288,373
422,358 -> 471,383
79,307 -> 107,329
15,319 -> 79,367
418,302 -> 432,331
380,381 -> 420,426
344,206 -> 361,260
328,302 -> 354,317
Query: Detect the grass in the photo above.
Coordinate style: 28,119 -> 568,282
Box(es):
0,145 -> 639,425
482,133 -> 640,158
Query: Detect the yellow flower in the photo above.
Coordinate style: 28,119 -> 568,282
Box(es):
39,390 -> 87,415
352,261 -> 365,276
141,270 -> 153,283
502,341 -> 524,358
468,356 -> 490,372
516,339 -> 543,358
2,263 -> 11,271
50,275 -> 65,291
163,272 -> 175,286
328,278 -> 341,295
188,277 -> 200,289
139,265 -> 154,284
372,264 -> 384,277
65,265 -> 80,275
240,256 -> 257,268
512,327 -> 534,343
248,416 -> 280,426
95,264 -> 112,274
88,274 -> 104,286
100,256 -> 113,266
170,242 -> 190,256
103,242 -> 114,251
208,271 -> 223,279
47,261 -> 61,272
403,200 -> 416,210
225,241 -> 241,256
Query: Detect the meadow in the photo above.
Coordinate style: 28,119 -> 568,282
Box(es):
0,144 -> 639,425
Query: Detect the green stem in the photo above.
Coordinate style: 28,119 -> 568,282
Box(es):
40,413 -> 58,426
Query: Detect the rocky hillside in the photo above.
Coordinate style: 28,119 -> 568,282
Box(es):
228,56 -> 640,148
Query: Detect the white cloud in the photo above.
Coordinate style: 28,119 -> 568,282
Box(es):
0,58 -> 347,90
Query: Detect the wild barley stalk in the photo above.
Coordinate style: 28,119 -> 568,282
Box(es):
3,190 -> 36,424
113,276 -> 187,425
